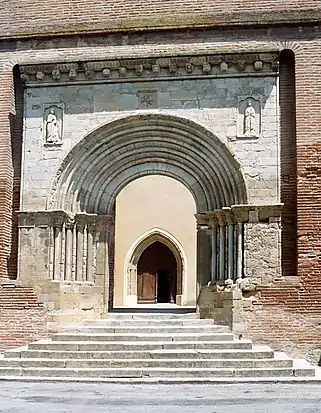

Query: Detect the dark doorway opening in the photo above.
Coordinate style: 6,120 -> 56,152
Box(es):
137,241 -> 177,304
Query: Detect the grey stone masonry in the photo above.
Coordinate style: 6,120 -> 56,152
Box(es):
20,52 -> 279,212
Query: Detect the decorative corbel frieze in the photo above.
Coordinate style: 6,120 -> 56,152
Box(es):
19,52 -> 279,86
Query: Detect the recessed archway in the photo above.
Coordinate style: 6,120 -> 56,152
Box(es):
48,113 -> 248,214
47,113 -> 248,309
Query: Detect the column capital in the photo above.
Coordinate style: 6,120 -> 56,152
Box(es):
222,207 -> 236,225
214,210 -> 227,226
195,213 -> 210,228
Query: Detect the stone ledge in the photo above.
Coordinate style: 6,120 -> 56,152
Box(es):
1,8 -> 320,40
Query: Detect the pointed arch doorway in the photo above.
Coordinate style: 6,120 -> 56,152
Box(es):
125,229 -> 186,305
137,241 -> 177,304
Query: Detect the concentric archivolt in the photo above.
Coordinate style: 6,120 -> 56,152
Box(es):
49,113 -> 248,213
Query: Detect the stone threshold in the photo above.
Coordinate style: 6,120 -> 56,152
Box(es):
111,305 -> 197,314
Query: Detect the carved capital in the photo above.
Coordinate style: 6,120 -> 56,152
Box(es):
214,210 -> 227,227
65,215 -> 75,229
195,213 -> 209,227
222,207 -> 236,225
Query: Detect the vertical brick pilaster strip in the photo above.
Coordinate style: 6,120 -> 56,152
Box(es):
295,46 -> 321,280
279,50 -> 297,277
8,67 -> 24,279
0,69 -> 14,280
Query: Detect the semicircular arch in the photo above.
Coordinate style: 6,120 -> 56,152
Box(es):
48,113 -> 248,213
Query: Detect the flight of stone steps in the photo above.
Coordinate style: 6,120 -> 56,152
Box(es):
0,311 -> 316,382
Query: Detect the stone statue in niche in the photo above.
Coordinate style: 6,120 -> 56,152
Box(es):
244,100 -> 257,137
237,97 -> 261,138
43,105 -> 63,145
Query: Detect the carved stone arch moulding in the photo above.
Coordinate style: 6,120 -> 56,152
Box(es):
123,228 -> 188,306
47,113 -> 248,214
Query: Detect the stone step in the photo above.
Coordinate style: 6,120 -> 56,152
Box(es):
0,357 -> 293,369
0,366 -> 301,378
105,312 -> 198,320
84,319 -> 215,326
59,325 -> 230,334
27,339 -> 253,351
5,347 -> 272,360
51,332 -> 234,342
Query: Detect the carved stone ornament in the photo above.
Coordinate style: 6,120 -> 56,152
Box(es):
52,69 -> 61,80
36,71 -> 45,80
102,68 -> 111,77
202,62 -> 211,74
20,73 -> 30,82
185,63 -> 194,73
69,68 -> 77,79
237,97 -> 261,138
168,64 -> 177,74
19,52 -> 279,86
135,64 -> 144,75
254,60 -> 263,71
137,90 -> 157,109
152,64 -> 161,74
43,104 -> 64,146
220,61 -> 229,72
119,66 -> 127,76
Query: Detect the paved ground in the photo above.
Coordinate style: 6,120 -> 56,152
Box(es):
0,382 -> 321,413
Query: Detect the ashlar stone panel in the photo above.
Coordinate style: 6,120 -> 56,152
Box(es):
21,75 -> 279,211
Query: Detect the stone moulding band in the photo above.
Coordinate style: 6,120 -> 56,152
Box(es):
19,52 -> 279,86
17,210 -> 114,230
195,204 -> 283,227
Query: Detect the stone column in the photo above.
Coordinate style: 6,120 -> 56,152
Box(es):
236,222 -> 244,280
86,222 -> 94,283
64,216 -> 75,281
53,216 -> 64,281
75,217 -> 86,282
231,206 -> 249,281
215,211 -> 227,281
208,215 -> 218,285
224,209 -> 236,281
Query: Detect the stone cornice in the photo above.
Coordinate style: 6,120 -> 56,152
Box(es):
1,8 -> 321,40
19,52 -> 279,86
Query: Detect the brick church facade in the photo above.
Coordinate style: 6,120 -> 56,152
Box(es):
0,1 -> 320,362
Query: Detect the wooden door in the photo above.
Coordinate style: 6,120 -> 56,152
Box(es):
137,272 -> 157,303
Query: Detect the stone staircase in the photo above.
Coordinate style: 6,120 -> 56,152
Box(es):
0,311 -> 317,382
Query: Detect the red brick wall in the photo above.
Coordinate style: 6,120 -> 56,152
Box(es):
0,1 -> 319,39
243,44 -> 321,362
0,283 -> 48,353
0,70 -> 14,280
8,68 -> 24,280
